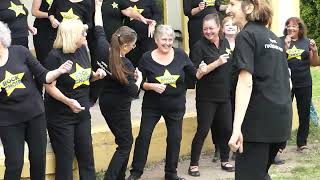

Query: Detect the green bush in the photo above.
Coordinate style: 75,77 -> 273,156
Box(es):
300,0 -> 320,48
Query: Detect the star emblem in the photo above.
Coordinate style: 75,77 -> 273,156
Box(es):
0,71 -> 26,96
226,48 -> 232,55
155,69 -> 180,88
130,5 -> 144,21
286,45 -> 305,60
111,2 -> 118,9
8,2 -> 26,17
69,63 -> 91,89
203,0 -> 215,7
46,0 -> 53,8
60,8 -> 79,20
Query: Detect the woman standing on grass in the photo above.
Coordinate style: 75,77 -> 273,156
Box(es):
226,0 -> 292,179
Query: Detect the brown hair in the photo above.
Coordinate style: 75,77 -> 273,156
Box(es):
109,26 -> 137,85
221,16 -> 241,34
203,13 -> 221,27
283,17 -> 307,39
240,0 -> 273,27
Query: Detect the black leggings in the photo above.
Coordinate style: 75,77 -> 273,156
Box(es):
190,101 -> 232,165
130,108 -> 185,177
11,37 -> 28,49
47,110 -> 96,180
292,86 -> 312,147
0,113 -> 47,180
235,142 -> 284,180
99,98 -> 133,180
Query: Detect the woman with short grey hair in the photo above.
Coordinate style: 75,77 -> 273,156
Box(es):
0,21 -> 72,180
127,25 -> 207,180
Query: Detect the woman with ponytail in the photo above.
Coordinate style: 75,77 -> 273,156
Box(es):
94,1 -> 143,179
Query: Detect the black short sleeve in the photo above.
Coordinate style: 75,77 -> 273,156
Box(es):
234,31 -> 255,74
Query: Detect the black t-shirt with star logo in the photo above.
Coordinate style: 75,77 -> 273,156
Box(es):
139,48 -> 197,110
233,22 -> 292,143
0,45 -> 49,126
191,36 -> 231,102
101,0 -> 130,41
0,0 -> 28,39
43,46 -> 92,117
280,37 -> 311,88
124,0 -> 161,40
48,0 -> 93,28
34,0 -> 53,28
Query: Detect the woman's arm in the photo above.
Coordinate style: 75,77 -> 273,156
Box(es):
204,54 -> 229,74
32,0 -> 48,18
229,70 -> 253,153
45,60 -> 73,83
121,7 -> 154,25
45,81 -> 85,113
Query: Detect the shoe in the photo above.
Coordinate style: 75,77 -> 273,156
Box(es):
126,174 -> 140,180
221,162 -> 235,172
273,154 -> 285,165
297,145 -> 310,153
188,166 -> 200,177
165,174 -> 186,180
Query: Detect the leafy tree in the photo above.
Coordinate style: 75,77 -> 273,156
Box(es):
300,0 -> 320,48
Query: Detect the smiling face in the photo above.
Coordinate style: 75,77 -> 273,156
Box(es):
223,19 -> 238,36
226,0 -> 248,27
155,33 -> 174,54
285,20 -> 299,39
203,19 -> 220,42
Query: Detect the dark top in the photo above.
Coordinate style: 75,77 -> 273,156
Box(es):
48,0 -> 94,29
101,0 -> 130,41
0,0 -> 29,39
233,22 -> 292,142
183,0 -> 221,20
94,26 -> 138,104
43,45 -> 92,118
0,45 -> 48,126
281,37 -> 311,88
33,0 -> 53,28
139,48 -> 197,111
124,0 -> 161,40
191,36 -> 231,102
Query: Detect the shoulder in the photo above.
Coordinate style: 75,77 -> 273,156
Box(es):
174,48 -> 188,56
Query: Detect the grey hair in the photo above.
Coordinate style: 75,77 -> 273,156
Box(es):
0,21 -> 11,48
154,25 -> 175,40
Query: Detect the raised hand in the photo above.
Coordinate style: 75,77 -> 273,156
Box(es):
285,35 -> 292,49
309,39 -> 318,52
198,1 -> 206,11
58,60 -> 73,74
95,0 -> 103,7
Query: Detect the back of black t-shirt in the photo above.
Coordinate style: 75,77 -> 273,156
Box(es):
233,22 -> 292,143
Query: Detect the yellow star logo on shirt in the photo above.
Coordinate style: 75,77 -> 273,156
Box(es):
46,0 -> 53,8
0,71 -> 26,96
155,69 -> 180,88
130,5 -> 144,21
69,63 -> 91,89
8,2 -> 26,17
286,45 -> 305,60
226,48 -> 232,55
203,0 -> 216,6
60,8 -> 79,20
111,2 -> 118,9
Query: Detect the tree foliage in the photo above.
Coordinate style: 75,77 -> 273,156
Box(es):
300,0 -> 320,47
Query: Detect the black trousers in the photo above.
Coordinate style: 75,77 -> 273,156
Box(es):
126,37 -> 156,68
47,110 -> 96,180
33,24 -> 53,63
11,37 -> 28,49
235,142 -> 284,180
190,101 -> 232,165
291,86 -> 312,147
0,113 -> 47,180
99,98 -> 133,180
130,108 -> 185,177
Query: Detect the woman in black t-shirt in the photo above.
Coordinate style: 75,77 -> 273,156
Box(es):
0,0 -> 37,48
282,17 -> 319,152
0,21 -> 72,180
226,0 -> 292,179
124,0 -> 161,67
188,14 -> 234,176
127,25 -> 207,180
43,19 -> 106,180
94,1 -> 143,179
32,0 -> 54,63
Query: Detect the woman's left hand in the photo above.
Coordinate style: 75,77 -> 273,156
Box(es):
228,130 -> 243,153
58,60 -> 73,74
148,21 -> 156,38
94,68 -> 107,80
310,39 -> 318,53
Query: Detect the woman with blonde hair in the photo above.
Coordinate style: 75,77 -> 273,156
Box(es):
43,19 -> 106,180
226,0 -> 292,179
